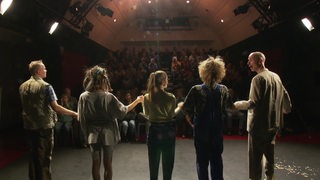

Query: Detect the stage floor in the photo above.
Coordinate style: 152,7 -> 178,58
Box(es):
0,138 -> 319,180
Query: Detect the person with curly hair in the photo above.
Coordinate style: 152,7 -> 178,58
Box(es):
182,56 -> 233,180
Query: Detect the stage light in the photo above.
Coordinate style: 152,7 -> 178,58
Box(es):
252,17 -> 269,32
301,17 -> 315,31
96,4 -> 113,17
234,2 -> 251,16
69,1 -> 82,16
0,0 -> 13,15
48,22 -> 59,34
81,20 -> 94,37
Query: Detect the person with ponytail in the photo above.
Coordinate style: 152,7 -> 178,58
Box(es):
78,65 -> 144,180
143,70 -> 180,180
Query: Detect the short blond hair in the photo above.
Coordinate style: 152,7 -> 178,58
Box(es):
198,56 -> 226,84
28,60 -> 43,75
248,51 -> 266,64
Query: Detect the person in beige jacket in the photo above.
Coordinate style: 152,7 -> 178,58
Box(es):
234,51 -> 292,180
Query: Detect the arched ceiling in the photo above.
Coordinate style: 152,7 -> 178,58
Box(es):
1,0 -> 318,51
63,0 -> 261,50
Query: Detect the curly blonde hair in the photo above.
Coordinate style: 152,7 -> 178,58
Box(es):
198,56 -> 226,85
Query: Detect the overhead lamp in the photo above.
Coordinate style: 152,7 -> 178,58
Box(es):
48,22 -> 59,34
0,0 -> 13,15
301,17 -> 315,31
234,2 -> 251,16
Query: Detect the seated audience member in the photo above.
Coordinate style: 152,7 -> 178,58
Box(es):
226,88 -> 247,135
55,93 -> 76,146
120,92 -> 137,142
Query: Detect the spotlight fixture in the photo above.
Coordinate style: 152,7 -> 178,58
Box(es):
69,1 -> 82,16
301,17 -> 315,31
96,4 -> 113,17
48,21 -> 59,34
252,17 -> 269,32
81,20 -> 93,37
0,0 -> 13,15
234,2 -> 251,16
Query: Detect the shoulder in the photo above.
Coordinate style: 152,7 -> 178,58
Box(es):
216,84 -> 227,92
269,70 -> 281,79
144,93 -> 150,101
185,84 -> 203,96
187,85 -> 202,93
103,92 -> 118,102
165,91 -> 176,100
79,91 -> 88,98
193,85 -> 202,91
217,84 -> 228,90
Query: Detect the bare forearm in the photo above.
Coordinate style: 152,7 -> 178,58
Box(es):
56,105 -> 77,117
127,95 -> 144,112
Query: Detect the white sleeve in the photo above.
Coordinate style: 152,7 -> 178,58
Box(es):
234,100 -> 251,110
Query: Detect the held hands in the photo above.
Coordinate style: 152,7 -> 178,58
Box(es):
73,112 -> 79,120
177,102 -> 184,108
136,95 -> 144,103
174,102 -> 183,114
234,100 -> 251,110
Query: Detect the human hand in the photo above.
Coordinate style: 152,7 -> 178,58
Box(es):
73,112 -> 79,120
136,95 -> 144,103
234,100 -> 250,110
177,102 -> 184,108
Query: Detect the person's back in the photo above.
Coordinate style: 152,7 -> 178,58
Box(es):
143,70 -> 177,180
192,84 -> 224,142
182,56 -> 233,180
249,69 -> 286,135
78,65 -> 144,180
19,60 -> 78,180
20,76 -> 57,130
234,51 -> 291,180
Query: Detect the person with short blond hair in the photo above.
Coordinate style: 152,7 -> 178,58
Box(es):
19,60 -> 78,180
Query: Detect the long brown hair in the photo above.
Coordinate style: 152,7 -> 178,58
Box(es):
83,65 -> 112,92
146,70 -> 167,102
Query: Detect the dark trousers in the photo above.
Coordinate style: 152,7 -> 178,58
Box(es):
194,139 -> 224,180
26,128 -> 54,180
147,122 -> 176,180
248,133 -> 275,180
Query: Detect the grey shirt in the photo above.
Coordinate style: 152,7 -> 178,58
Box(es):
78,90 -> 128,145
